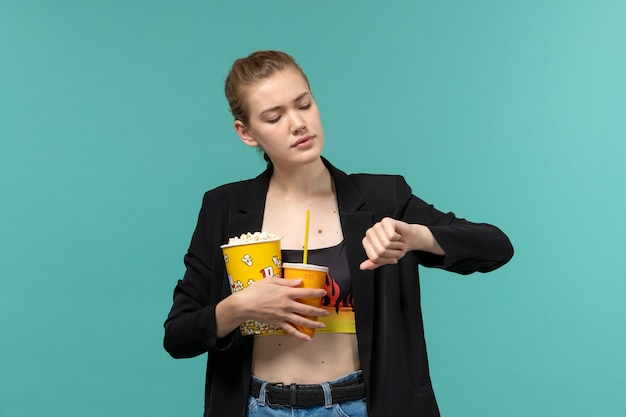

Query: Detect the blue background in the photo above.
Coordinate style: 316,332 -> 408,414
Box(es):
1,1 -> 625,416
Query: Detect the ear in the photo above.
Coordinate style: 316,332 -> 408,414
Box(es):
234,120 -> 259,148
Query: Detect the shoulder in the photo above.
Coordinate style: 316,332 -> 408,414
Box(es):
325,159 -> 413,213
205,178 -> 256,197
348,173 -> 407,189
324,158 -> 407,191
350,173 -> 411,205
203,167 -> 270,202
195,178 -> 260,215
345,173 -> 413,218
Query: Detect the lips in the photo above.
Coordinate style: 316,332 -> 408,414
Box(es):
291,135 -> 314,148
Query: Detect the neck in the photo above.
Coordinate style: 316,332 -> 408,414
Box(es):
269,158 -> 331,196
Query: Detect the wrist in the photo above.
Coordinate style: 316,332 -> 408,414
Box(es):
215,292 -> 246,338
411,224 -> 444,255
408,224 -> 427,251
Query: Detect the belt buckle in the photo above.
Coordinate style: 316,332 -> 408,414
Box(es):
264,383 -> 281,408
264,383 -> 297,408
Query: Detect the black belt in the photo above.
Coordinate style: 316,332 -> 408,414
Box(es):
250,376 -> 366,407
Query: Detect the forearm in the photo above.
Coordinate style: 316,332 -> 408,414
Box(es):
164,301 -> 221,358
164,275 -> 235,357
427,222 -> 514,273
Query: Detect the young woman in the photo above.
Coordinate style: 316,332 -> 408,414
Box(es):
164,50 -> 514,417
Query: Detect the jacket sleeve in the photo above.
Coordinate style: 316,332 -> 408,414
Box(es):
163,192 -> 236,358
396,176 -> 514,274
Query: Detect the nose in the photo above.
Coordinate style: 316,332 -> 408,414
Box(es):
289,112 -> 306,134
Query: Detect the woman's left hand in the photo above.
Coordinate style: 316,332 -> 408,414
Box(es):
359,217 -> 444,270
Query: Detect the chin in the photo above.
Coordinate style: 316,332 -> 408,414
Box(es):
300,148 -> 324,163
278,151 -> 322,167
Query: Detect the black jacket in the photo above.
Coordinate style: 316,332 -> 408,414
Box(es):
164,158 -> 514,416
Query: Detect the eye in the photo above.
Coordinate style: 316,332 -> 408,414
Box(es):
267,115 -> 281,124
299,103 -> 311,110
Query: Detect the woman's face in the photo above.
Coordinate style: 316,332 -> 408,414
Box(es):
234,67 -> 324,167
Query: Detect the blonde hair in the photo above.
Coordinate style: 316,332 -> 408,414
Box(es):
224,50 -> 310,124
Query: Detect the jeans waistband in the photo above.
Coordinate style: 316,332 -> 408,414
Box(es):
250,371 -> 365,408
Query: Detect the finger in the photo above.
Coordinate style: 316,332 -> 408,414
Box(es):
364,236 -> 405,255
281,314 -> 326,340
289,314 -> 327,329
364,227 -> 403,255
365,223 -> 392,246
362,234 -> 386,260
380,217 -> 402,241
287,288 -> 327,302
272,277 -> 303,287
280,322 -> 312,341
359,259 -> 380,270
290,302 -> 329,318
362,238 -> 405,265
360,247 -> 406,269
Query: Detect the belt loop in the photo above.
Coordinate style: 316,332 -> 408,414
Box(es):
290,383 -> 297,406
258,381 -> 268,407
321,382 -> 332,408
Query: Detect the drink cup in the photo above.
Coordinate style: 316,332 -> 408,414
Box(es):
281,262 -> 328,337
221,237 -> 282,335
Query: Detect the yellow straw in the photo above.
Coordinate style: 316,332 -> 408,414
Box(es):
303,210 -> 310,264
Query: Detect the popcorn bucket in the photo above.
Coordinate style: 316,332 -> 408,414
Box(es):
220,236 -> 282,335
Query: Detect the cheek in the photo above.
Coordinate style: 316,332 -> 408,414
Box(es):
252,129 -> 279,147
310,107 -> 322,124
311,114 -> 323,129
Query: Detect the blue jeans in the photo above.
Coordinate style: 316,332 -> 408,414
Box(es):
246,371 -> 368,417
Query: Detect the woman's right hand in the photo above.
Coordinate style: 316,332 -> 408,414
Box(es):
215,276 -> 328,341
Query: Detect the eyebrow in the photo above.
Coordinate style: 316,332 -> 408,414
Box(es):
259,92 -> 311,116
